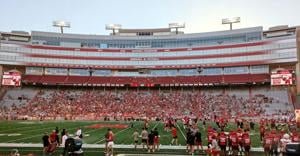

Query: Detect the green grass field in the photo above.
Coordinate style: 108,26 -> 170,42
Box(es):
0,120 -> 265,155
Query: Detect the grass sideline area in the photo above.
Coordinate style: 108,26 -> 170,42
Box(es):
0,147 -> 266,156
0,120 -> 267,155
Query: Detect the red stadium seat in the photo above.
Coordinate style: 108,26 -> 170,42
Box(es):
65,76 -> 89,84
251,74 -> 270,82
22,75 -> 42,83
39,75 -> 67,84
223,74 -> 251,83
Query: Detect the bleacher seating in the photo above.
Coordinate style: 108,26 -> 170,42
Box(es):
0,86 -> 294,121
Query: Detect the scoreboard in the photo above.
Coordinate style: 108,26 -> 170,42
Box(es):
271,69 -> 293,86
1,71 -> 21,86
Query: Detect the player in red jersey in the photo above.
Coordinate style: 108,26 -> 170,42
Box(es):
291,130 -> 300,143
260,125 -> 266,142
263,132 -> 273,156
171,125 -> 178,145
207,128 -> 215,147
218,130 -> 227,156
228,130 -> 235,155
270,129 -> 280,156
107,129 -> 115,155
230,130 -> 239,156
237,128 -> 244,155
243,130 -> 251,156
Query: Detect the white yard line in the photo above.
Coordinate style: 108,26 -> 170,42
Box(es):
0,124 -> 49,133
176,123 -> 186,141
151,121 -> 160,130
6,123 -> 87,143
8,126 -> 57,134
92,121 -> 144,144
94,127 -> 131,144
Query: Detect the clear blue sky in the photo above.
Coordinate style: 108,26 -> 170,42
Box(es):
0,0 -> 299,35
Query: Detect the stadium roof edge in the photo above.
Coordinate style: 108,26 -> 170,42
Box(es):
118,28 -> 172,33
31,26 -> 263,40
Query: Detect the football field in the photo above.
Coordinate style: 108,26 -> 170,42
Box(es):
0,120 -> 264,155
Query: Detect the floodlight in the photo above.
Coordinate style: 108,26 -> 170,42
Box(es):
105,24 -> 122,30
222,17 -> 241,30
169,22 -> 185,34
53,21 -> 71,33
105,24 -> 122,35
169,23 -> 185,29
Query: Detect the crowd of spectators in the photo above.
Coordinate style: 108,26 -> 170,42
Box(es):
0,86 -> 294,122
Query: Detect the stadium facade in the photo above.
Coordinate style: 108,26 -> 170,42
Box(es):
0,25 -> 299,96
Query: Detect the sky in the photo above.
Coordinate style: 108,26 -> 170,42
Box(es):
0,0 -> 299,35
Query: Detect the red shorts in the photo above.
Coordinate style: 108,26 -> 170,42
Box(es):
212,149 -> 220,155
207,149 -> 220,155
154,136 -> 159,144
196,140 -> 202,145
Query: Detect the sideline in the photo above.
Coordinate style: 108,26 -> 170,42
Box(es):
0,143 -> 264,151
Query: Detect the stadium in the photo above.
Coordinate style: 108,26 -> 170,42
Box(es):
0,22 -> 300,156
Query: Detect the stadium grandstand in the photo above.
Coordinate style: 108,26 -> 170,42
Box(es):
0,24 -> 300,155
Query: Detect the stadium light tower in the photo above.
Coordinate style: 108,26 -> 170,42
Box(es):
106,24 -> 122,35
222,17 -> 240,30
53,21 -> 71,34
169,23 -> 185,34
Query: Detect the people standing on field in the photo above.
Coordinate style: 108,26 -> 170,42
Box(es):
76,127 -> 82,139
104,128 -> 110,154
106,128 -> 115,156
171,125 -> 178,145
153,128 -> 160,151
141,128 -> 148,150
132,129 -> 139,149
270,129 -> 280,156
60,130 -> 68,156
211,135 -> 220,156
263,132 -> 273,156
42,132 -> 49,156
243,130 -> 251,156
237,128 -> 244,155
48,130 -> 58,154
60,129 -> 66,144
186,128 -> 195,154
148,130 -> 155,153
230,130 -> 239,156
195,128 -> 203,153
218,130 -> 227,156
280,133 -> 291,155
